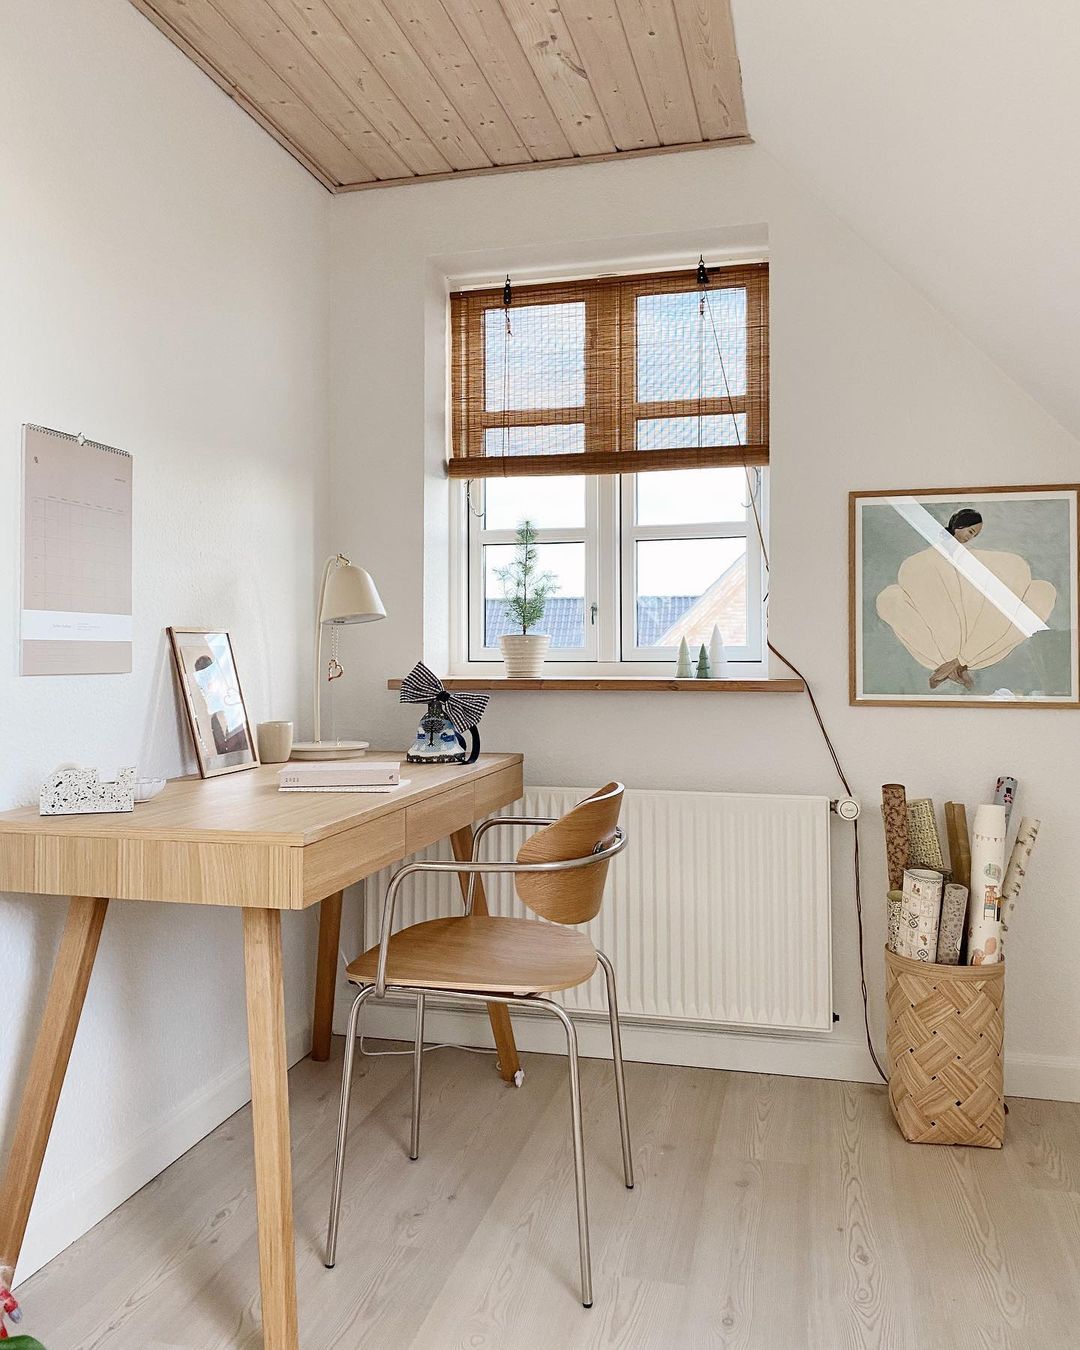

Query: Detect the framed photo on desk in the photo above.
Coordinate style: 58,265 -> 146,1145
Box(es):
168,627 -> 260,776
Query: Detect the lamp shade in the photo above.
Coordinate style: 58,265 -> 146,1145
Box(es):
319,561 -> 385,624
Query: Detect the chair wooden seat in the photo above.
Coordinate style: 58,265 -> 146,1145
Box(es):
346,915 -> 598,995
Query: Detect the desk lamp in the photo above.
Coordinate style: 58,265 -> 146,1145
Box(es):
290,553 -> 385,759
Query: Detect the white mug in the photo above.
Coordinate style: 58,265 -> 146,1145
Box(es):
257,721 -> 293,764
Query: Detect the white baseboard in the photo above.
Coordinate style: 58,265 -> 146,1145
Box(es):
15,1020 -> 312,1286
357,1002 -> 1080,1103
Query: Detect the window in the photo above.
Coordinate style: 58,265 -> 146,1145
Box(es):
450,263 -> 769,672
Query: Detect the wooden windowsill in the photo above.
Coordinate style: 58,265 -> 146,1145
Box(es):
387,676 -> 805,694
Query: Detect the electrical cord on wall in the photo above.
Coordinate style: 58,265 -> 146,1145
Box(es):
700,273 -> 887,1083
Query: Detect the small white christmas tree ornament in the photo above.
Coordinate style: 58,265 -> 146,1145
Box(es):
709,625 -> 726,678
675,636 -> 692,678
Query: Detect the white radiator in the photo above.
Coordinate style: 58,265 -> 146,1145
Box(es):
362,787 -> 834,1034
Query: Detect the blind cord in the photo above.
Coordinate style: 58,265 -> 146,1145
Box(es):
700,276 -> 887,1083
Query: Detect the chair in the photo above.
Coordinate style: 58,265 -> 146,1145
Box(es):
324,782 -> 633,1307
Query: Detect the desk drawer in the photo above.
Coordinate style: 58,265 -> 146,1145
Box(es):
474,763 -> 524,819
405,784 -> 476,854
302,813 -> 406,907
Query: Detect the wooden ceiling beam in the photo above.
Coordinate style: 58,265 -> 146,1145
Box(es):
334,132 -> 752,192
558,0 -> 659,151
616,0 -> 702,144
324,0 -> 493,172
381,0 -> 531,167
211,0 -> 413,179
496,0 -> 618,158
134,0 -> 372,185
674,0 -> 748,139
267,0 -> 454,176
436,0 -> 576,162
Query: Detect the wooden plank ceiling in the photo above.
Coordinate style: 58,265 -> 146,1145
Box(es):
128,0 -> 750,191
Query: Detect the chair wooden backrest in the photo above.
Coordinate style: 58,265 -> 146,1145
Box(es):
515,782 -> 624,925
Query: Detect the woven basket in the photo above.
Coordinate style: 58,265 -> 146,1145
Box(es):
884,946 -> 1005,1148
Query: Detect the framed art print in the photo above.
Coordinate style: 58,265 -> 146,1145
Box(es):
850,485 -> 1079,707
168,627 -> 260,776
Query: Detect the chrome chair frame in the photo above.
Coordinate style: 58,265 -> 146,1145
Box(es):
325,818 -> 632,1308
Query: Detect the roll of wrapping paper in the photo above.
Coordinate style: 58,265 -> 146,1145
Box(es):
945,801 -> 971,890
906,798 -> 946,873
881,784 -> 909,891
1000,817 -> 1041,957
935,883 -> 968,965
994,776 -> 1018,830
966,803 -> 1007,964
898,868 -> 943,961
887,889 -> 904,954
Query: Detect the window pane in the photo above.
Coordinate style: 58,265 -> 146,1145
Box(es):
485,302 -> 585,411
636,468 -> 748,526
483,424 -> 584,458
636,288 -> 746,402
484,542 -> 586,648
485,477 -> 585,530
635,538 -> 747,649
635,413 -> 746,451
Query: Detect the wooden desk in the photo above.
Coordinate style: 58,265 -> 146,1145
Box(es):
0,752 -> 523,1350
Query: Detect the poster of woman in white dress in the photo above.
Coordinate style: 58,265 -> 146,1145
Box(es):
850,487 -> 1078,706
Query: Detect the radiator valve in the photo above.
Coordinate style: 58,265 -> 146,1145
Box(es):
832,796 -> 861,821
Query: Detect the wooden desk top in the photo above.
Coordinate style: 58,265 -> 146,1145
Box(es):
0,753 -> 524,910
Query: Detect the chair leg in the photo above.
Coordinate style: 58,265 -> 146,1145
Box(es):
537,999 -> 592,1308
325,984 -> 374,1267
410,992 -> 426,1161
596,950 -> 634,1190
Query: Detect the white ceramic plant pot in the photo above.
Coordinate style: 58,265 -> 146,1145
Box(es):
499,633 -> 550,678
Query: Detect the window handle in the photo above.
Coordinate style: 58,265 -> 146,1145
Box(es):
590,602 -> 598,626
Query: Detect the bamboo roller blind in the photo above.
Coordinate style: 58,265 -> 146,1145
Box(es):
449,263 -> 768,479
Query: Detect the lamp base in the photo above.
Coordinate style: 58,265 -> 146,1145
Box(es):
289,740 -> 370,761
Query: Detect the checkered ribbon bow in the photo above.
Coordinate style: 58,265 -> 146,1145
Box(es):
398,662 -> 489,736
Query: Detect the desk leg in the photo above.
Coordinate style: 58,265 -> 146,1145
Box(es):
0,895 -> 108,1288
311,891 -> 342,1062
450,827 -> 521,1084
242,909 -> 299,1350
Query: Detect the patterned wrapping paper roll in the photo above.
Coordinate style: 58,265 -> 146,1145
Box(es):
898,868 -> 943,961
1000,817 -> 1041,957
881,784 -> 909,891
994,776 -> 1018,830
935,883 -> 968,965
966,803 -> 1007,964
906,798 -> 946,872
887,889 -> 904,954
944,802 -> 971,889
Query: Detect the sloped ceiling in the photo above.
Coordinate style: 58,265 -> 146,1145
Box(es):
734,0 -> 1080,439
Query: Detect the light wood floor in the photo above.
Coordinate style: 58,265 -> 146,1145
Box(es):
18,1040 -> 1080,1349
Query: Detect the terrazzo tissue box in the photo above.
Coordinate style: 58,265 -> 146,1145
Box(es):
39,766 -> 136,815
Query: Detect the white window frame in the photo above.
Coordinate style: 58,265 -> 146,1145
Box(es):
450,470 -> 767,675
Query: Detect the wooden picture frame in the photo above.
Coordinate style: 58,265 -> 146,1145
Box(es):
167,627 -> 261,776
850,484 -> 1080,708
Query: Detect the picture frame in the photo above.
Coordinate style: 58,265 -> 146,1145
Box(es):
167,627 -> 260,776
849,484 -> 1080,708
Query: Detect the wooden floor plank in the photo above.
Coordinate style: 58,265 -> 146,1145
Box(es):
16,1050 -> 1080,1350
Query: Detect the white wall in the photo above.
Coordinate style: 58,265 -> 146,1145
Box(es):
1,1 -> 329,1279
734,0 -> 1080,438
327,144 -> 1080,1101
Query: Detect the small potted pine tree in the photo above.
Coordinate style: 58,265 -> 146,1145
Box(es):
495,519 -> 557,677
